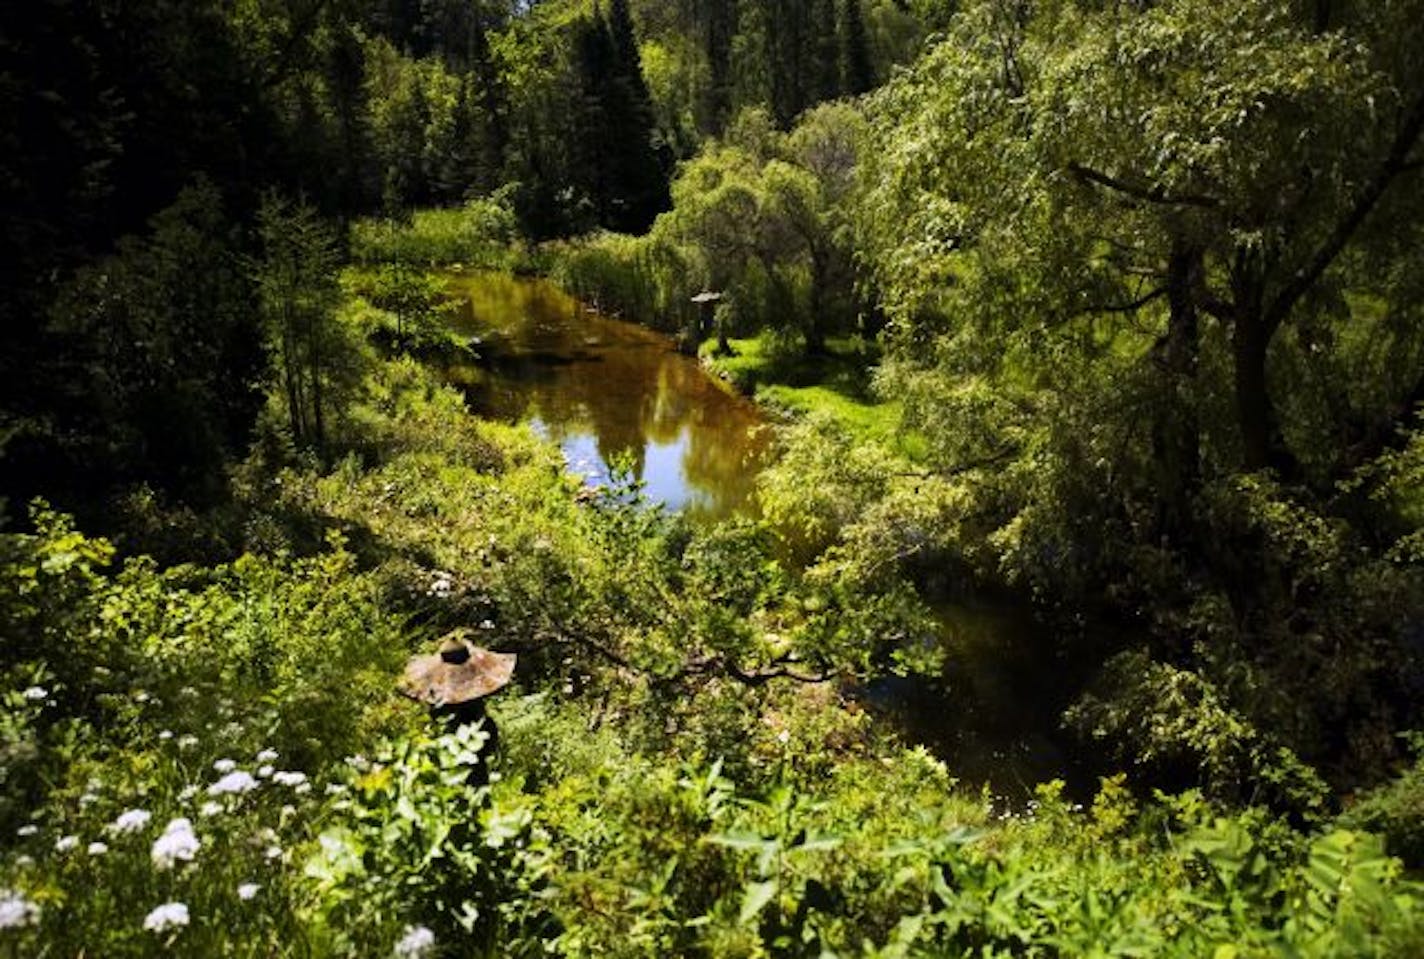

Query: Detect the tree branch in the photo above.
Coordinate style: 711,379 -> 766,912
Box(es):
891,446 -> 1018,480
1078,286 -> 1168,315
1263,92 -> 1424,337
1067,162 -> 1221,209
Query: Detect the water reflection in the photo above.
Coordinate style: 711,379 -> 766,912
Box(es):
440,271 -> 771,518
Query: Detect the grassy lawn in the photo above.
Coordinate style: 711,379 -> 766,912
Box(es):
701,333 -> 927,459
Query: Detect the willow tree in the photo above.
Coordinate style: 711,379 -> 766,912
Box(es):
855,0 -> 1424,779
864,0 -> 1424,516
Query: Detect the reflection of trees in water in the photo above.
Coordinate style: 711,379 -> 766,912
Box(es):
444,271 -> 769,515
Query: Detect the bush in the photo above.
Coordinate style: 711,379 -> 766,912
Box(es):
1341,735 -> 1424,869
350,195 -> 523,270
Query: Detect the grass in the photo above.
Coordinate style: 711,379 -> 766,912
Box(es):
701,333 -> 927,459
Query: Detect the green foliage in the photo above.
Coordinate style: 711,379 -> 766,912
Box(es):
1341,734 -> 1424,870
1066,650 -> 1330,817
548,101 -> 872,355
350,194 -> 524,270
21,180 -> 262,504
307,723 -> 555,956
0,500 -> 414,955
253,194 -> 355,452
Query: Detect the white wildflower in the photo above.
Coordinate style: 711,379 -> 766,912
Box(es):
207,771 -> 259,797
257,765 -> 274,779
264,845 -> 283,861
87,841 -> 108,856
13,856 -> 32,868
110,808 -> 151,834
151,818 -> 200,870
212,758 -> 237,774
345,754 -> 370,772
478,619 -> 495,630
178,785 -> 198,801
178,735 -> 199,750
324,783 -> 346,796
21,686 -> 47,702
79,792 -> 100,808
142,901 -> 189,933
158,730 -> 173,741
255,749 -> 278,763
54,835 -> 78,853
15,825 -> 38,838
394,924 -> 436,958
279,804 -> 295,819
293,782 -> 311,796
134,690 -> 150,703
0,890 -> 40,929
271,771 -> 307,788
199,801 -> 223,818
237,883 -> 260,901
776,730 -> 790,745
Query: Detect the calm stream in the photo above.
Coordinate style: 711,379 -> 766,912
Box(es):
441,270 -> 1084,799
441,270 -> 771,519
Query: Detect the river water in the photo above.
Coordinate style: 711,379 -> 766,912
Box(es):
439,270 -> 1084,799
440,270 -> 771,519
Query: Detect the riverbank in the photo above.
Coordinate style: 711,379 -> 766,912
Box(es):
699,334 -> 928,460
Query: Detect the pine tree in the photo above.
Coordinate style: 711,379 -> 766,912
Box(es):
577,0 -> 669,233
840,0 -> 874,96
703,0 -> 737,134
812,0 -> 841,103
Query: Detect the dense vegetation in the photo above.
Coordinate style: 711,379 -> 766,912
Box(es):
3,0 -> 1424,955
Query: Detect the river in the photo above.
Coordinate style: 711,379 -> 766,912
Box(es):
439,270 -> 1086,800
440,270 -> 771,519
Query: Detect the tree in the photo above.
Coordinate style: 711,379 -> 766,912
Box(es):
864,0 -> 1424,494
589,0 -> 671,232
839,0 -> 874,95
856,0 -> 1424,779
36,181 -> 263,504
254,195 -> 345,451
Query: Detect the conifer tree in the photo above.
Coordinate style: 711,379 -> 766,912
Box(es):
840,0 -> 874,95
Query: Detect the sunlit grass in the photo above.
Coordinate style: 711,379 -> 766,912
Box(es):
702,334 -> 927,459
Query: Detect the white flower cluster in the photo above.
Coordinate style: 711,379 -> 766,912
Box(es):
109,808 -> 152,835
271,771 -> 307,789
394,924 -> 436,958
428,571 -> 454,598
212,758 -> 237,774
237,882 -> 260,901
0,890 -> 40,929
21,686 -> 47,702
151,818 -> 201,870
143,901 -> 189,933
208,771 -> 259,797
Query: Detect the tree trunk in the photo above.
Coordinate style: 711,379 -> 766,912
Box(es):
309,307 -> 325,452
1228,252 -> 1299,477
805,248 -> 829,356
1153,243 -> 1202,539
